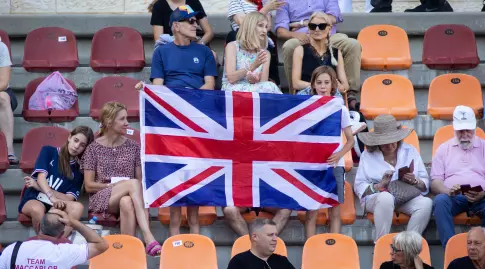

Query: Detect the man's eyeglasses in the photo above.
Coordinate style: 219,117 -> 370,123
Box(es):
179,18 -> 198,25
390,244 -> 403,254
308,23 -> 328,31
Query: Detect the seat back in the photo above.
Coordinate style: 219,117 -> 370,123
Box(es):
90,76 -> 140,121
231,235 -> 287,257
372,233 -> 431,269
423,24 -> 479,70
0,132 -> 9,173
428,74 -> 483,120
0,29 -> 12,61
302,233 -> 359,269
444,233 -> 468,269
432,125 -> 485,156
358,25 -> 411,70
0,184 -> 5,225
160,234 -> 217,269
90,27 -> 145,72
20,126 -> 70,173
360,74 -> 417,120
23,27 -> 78,72
89,235 -> 147,269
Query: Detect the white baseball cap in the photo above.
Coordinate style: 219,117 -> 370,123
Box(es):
453,105 -> 476,131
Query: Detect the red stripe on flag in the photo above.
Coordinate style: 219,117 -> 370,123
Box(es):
144,86 -> 208,133
272,168 -> 339,207
262,96 -> 333,135
149,166 -> 224,207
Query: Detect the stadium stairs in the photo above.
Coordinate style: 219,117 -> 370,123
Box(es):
0,12 -> 484,269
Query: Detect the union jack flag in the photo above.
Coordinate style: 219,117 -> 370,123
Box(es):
140,85 -> 343,210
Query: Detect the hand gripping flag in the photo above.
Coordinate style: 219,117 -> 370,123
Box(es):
141,85 -> 343,210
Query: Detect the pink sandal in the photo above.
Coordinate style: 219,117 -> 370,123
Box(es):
146,241 -> 162,257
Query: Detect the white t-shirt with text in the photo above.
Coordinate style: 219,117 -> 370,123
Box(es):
0,240 -> 88,269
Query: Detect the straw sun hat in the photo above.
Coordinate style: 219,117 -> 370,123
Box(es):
357,114 -> 412,146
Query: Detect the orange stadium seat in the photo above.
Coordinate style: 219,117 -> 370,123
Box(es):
444,233 -> 467,269
423,24 -> 479,70
90,235 -> 146,269
373,233 -> 431,269
367,212 -> 410,226
302,234 -> 359,269
22,77 -> 79,123
360,74 -> 417,120
0,29 -> 12,61
358,25 -> 412,71
231,235 -> 287,257
428,74 -> 483,120
160,234 -> 217,269
22,27 -> 78,72
158,207 -> 217,226
90,27 -> 145,73
0,184 -> 5,225
18,185 -> 32,226
20,126 -> 70,174
94,128 -> 141,145
0,132 -> 9,174
297,181 -> 356,225
242,210 -> 275,222
90,76 -> 140,122
432,125 -> 485,225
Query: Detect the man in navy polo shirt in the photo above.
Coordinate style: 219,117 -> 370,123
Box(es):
150,5 -> 218,90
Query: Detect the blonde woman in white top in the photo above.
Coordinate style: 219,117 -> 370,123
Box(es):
354,114 -> 432,242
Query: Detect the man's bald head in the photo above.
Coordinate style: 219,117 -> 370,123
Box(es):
467,227 -> 485,262
40,213 -> 65,237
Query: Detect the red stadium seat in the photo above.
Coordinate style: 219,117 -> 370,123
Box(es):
0,29 -> 12,61
22,77 -> 79,123
20,126 -> 70,174
23,27 -> 79,72
0,184 -> 5,225
90,76 -> 140,122
423,24 -> 479,70
94,128 -> 141,145
18,185 -> 32,226
90,27 -> 145,73
0,132 -> 9,174
88,213 -> 119,227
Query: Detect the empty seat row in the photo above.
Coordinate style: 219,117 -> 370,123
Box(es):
88,232 -> 466,269
358,24 -> 479,70
360,73 -> 483,121
21,76 -> 139,123
1,27 -> 145,73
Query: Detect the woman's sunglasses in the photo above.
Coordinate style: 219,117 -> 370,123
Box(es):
390,244 -> 403,254
308,23 -> 328,31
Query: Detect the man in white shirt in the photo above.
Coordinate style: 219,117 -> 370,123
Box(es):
0,209 -> 108,269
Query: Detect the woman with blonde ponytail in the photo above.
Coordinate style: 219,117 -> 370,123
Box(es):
292,12 -> 349,95
82,101 -> 161,256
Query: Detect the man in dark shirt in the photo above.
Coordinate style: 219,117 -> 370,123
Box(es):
448,227 -> 485,269
227,219 -> 295,269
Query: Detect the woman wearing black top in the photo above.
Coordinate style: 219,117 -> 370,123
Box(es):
380,231 -> 434,269
292,11 -> 349,96
148,0 -> 214,45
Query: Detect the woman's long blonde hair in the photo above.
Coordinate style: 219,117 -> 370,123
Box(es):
147,0 -> 158,12
309,11 -> 338,67
99,102 -> 127,137
236,12 -> 268,52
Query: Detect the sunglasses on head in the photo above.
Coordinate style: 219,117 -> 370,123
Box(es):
308,23 -> 328,30
179,18 -> 198,25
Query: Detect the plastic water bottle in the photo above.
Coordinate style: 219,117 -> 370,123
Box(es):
88,216 -> 98,225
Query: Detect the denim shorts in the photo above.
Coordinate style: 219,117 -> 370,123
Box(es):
3,88 -> 18,111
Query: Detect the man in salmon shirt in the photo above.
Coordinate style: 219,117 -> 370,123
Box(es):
431,105 -> 485,248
